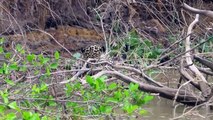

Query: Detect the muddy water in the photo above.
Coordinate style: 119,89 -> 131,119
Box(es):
142,97 -> 213,120
140,69 -> 213,120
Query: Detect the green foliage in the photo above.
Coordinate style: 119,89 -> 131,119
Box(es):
54,51 -> 60,60
83,77 -> 153,115
73,52 -> 81,59
111,30 -> 163,65
0,37 -> 153,119
197,36 -> 213,53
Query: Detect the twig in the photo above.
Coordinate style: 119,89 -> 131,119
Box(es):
158,36 -> 213,66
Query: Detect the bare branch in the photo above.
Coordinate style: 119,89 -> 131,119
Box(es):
182,3 -> 213,19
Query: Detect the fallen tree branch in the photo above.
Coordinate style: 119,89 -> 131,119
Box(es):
194,56 -> 213,71
197,67 -> 213,76
182,3 -> 213,19
180,67 -> 201,91
89,61 -> 164,87
93,70 -> 205,105
185,14 -> 211,98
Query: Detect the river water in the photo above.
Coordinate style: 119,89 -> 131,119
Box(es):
141,97 -> 213,120
140,69 -> 213,120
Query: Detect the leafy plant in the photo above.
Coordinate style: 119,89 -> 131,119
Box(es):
0,37 -> 153,119
110,30 -> 163,65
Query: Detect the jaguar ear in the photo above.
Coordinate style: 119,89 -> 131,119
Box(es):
81,48 -> 85,53
124,44 -> 130,52
101,46 -> 106,52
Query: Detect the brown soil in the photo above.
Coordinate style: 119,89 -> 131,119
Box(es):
3,26 -> 105,57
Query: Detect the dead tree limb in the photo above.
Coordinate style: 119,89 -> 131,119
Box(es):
194,56 -> 213,71
182,3 -> 213,19
185,14 -> 212,98
93,70 -> 205,106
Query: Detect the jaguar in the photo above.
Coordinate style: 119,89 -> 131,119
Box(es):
81,44 -> 105,59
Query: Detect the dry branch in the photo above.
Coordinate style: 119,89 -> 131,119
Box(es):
194,56 -> 213,71
182,3 -> 213,19
184,14 -> 211,98
93,70 -> 205,105
185,14 -> 207,82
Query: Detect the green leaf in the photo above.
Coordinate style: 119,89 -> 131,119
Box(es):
95,77 -> 106,91
105,106 -> 113,113
5,52 -> 12,59
31,84 -> 40,95
139,109 -> 148,115
46,67 -> 51,76
0,91 -> 9,104
108,83 -> 117,90
144,39 -> 152,47
22,111 -> 33,119
38,54 -> 50,65
123,102 -> 138,114
129,83 -> 139,92
73,82 -> 81,90
20,49 -> 25,54
73,52 -> 81,59
65,83 -> 73,96
0,37 -> 5,44
113,90 -> 122,101
0,46 -> 4,53
34,70 -> 40,75
54,51 -> 60,60
9,63 -> 19,71
2,63 -> 9,74
50,63 -> 58,69
40,83 -> 48,92
8,101 -> 20,112
100,105 -> 112,114
42,58 -> 50,64
98,75 -> 107,81
48,100 -> 57,107
31,113 -> 40,120
124,89 -> 130,97
0,105 -> 5,113
91,106 -> 100,114
94,80 -> 100,91
100,105 -> 106,113
4,79 -> 15,86
19,65 -> 27,72
8,101 -> 17,109
41,116 -> 48,120
15,44 -> 22,52
6,112 -> 16,120
43,58 -> 50,64
27,54 -> 36,62
66,102 -> 78,107
0,68 -> 3,74
143,94 -> 154,104
86,75 -> 95,86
